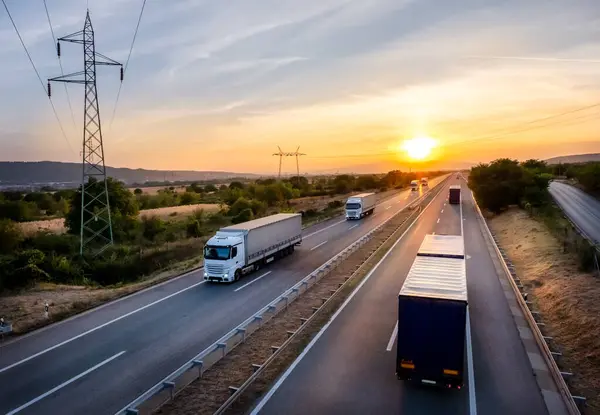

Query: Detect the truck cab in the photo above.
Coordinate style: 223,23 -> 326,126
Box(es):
410,180 -> 419,191
421,177 -> 428,186
203,233 -> 245,282
345,197 -> 364,220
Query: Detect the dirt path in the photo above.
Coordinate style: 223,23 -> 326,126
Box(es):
489,208 -> 600,413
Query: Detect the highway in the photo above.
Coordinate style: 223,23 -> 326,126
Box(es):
252,176 -> 550,415
549,181 -> 600,244
0,177 -> 446,415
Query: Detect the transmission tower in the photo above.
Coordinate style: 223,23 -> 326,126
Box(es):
272,146 -> 306,179
48,11 -> 123,255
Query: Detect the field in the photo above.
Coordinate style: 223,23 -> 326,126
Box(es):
17,203 -> 221,235
489,208 -> 600,413
129,186 -> 188,195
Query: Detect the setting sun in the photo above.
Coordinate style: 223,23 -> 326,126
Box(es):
400,136 -> 437,160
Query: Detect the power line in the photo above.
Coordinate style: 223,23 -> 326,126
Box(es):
2,0 -> 75,155
43,0 -> 77,129
109,0 -> 147,127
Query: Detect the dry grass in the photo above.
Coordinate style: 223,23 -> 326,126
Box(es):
130,186 -> 188,195
289,188 -> 399,213
140,204 -> 221,220
18,218 -> 66,236
0,254 -> 203,335
489,208 -> 600,414
156,192 -> 431,415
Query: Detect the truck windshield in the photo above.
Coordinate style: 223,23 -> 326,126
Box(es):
346,203 -> 361,210
204,246 -> 230,260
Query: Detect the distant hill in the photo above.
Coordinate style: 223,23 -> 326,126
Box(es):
0,161 -> 260,187
546,153 -> 600,164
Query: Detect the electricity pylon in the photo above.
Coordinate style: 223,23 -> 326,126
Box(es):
272,146 -> 306,179
48,11 -> 123,255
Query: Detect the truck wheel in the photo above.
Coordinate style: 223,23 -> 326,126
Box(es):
234,269 -> 242,282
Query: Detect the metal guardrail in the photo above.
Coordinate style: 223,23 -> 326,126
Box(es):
116,177 -> 450,415
471,189 -> 583,414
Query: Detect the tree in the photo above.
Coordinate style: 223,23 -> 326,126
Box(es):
142,216 -> 166,242
204,184 -> 218,192
65,177 -> 139,236
0,219 -> 23,254
355,175 -> 378,191
229,197 -> 253,217
333,175 -> 354,194
229,181 -> 245,190
232,208 -> 254,224
577,162 -> 600,193
179,191 -> 198,205
134,188 -> 143,195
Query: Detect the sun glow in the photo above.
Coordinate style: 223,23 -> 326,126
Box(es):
400,136 -> 437,160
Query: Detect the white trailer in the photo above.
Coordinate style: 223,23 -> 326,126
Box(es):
203,213 -> 302,283
345,192 -> 377,220
410,180 -> 419,191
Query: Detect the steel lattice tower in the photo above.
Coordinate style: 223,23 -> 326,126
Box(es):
272,146 -> 306,179
48,11 -> 123,255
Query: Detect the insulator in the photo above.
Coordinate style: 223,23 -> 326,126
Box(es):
120,66 -> 124,81
57,42 -> 61,57
47,82 -> 51,97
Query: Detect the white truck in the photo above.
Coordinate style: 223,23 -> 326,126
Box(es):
421,177 -> 428,186
410,180 -> 419,191
203,213 -> 302,283
345,192 -> 376,220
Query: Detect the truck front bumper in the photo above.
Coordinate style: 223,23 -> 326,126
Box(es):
204,272 -> 232,283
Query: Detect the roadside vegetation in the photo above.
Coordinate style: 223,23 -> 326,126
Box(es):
0,170 -> 444,298
470,158 -> 600,411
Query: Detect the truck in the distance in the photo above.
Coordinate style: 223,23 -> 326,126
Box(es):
396,234 -> 467,389
449,185 -> 461,204
203,213 -> 302,283
345,193 -> 376,220
421,177 -> 428,186
410,180 -> 419,191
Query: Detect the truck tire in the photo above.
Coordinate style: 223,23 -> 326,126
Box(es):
234,269 -> 242,282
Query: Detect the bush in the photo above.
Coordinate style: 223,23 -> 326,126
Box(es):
327,200 -> 343,209
229,197 -> 253,217
134,188 -> 143,195
0,219 -> 23,253
142,216 -> 166,242
0,249 -> 49,291
23,232 -> 78,255
232,208 -> 254,224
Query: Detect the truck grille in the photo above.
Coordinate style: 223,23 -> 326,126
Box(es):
206,264 -> 224,274
348,211 -> 358,217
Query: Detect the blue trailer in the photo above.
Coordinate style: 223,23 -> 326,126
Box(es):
396,234 -> 467,389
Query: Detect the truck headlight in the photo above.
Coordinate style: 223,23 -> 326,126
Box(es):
223,273 -> 228,279
204,272 -> 208,277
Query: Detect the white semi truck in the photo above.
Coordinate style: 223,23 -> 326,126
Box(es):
203,213 -> 302,283
410,180 -> 419,191
421,177 -> 428,186
345,192 -> 376,220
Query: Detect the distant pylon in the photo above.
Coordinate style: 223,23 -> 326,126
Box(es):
48,11 -> 123,256
272,146 -> 306,179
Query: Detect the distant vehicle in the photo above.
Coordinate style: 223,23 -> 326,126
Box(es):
421,177 -> 428,186
410,180 -> 419,191
345,193 -> 376,220
449,185 -> 461,204
203,213 -> 302,283
397,234 -> 467,389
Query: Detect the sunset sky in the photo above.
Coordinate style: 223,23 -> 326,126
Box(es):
1,0 -> 599,174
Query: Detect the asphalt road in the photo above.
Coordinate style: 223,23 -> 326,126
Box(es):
0,177 -> 446,415
253,177 -> 548,415
549,181 -> 600,244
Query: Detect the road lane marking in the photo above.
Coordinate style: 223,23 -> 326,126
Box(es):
251,181 -> 443,415
386,206 -> 391,210
310,240 -> 328,251
303,219 -> 346,239
0,281 -> 206,374
386,320 -> 398,351
6,350 -> 126,415
234,271 -> 273,292
441,209 -> 444,213
437,218 -> 440,223
348,224 -> 358,230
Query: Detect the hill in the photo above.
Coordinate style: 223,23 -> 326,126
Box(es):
545,153 -> 600,165
0,161 -> 260,187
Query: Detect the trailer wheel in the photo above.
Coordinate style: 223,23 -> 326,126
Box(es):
234,269 -> 242,282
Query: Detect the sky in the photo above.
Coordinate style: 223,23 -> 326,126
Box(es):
1,0 -> 600,174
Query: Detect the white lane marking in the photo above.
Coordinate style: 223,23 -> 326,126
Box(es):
303,219 -> 346,239
432,232 -> 435,235
251,181 -> 443,415
386,206 -> 392,210
386,320 -> 398,352
348,224 -> 359,230
6,351 -> 126,415
234,271 -> 273,292
0,281 -> 205,374
441,209 -> 444,213
444,202 -> 446,206
310,240 -> 328,251
437,218 -> 440,224
466,309 -> 477,415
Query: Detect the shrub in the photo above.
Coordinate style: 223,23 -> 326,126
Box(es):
0,219 -> 23,253
142,216 -> 166,242
23,232 -> 78,255
232,208 -> 254,224
229,197 -> 253,217
327,200 -> 343,209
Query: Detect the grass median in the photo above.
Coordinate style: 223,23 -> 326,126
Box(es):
155,189 -> 439,415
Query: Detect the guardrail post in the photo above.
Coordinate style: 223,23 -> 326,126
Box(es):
236,328 -> 247,342
252,364 -> 263,373
300,318 -> 308,325
551,351 -> 562,361
283,296 -> 289,308
267,305 -> 277,313
291,287 -> 300,295
253,315 -> 263,326
271,346 -> 280,354
162,381 -> 175,400
192,359 -> 204,378
228,386 -> 239,395
312,307 -> 320,314
286,330 -> 296,338
572,396 -> 586,407
216,342 -> 227,358
125,409 -> 139,415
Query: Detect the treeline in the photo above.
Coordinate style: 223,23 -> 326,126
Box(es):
0,189 -> 74,221
0,170 -> 444,292
562,162 -> 600,194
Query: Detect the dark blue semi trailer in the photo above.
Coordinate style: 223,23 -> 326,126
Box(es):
396,234 -> 467,389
